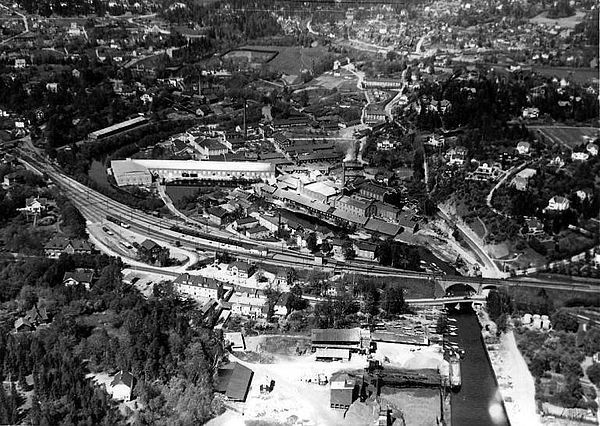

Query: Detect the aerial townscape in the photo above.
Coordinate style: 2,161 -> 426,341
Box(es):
0,0 -> 598,425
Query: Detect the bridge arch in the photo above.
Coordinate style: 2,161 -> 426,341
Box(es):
444,283 -> 478,296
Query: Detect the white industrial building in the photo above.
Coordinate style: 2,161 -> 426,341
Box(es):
110,158 -> 276,186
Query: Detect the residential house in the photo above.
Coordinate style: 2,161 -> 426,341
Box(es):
15,306 -> 50,332
110,371 -> 135,402
523,217 -> 545,236
139,239 -> 163,261
3,172 -> 25,188
511,168 -> 537,191
44,237 -> 92,258
20,197 -> 49,215
14,58 -> 26,69
231,296 -> 266,318
353,241 -> 378,260
173,273 -> 223,300
576,189 -> 593,201
377,139 -> 395,151
522,107 -> 539,119
207,206 -> 230,225
63,268 -> 94,290
545,196 -> 570,212
571,151 -> 589,161
516,141 -> 531,155
216,362 -> 254,402
586,143 -> 598,156
446,146 -> 467,166
330,373 -> 358,409
359,182 -> 390,202
246,226 -> 270,239
549,156 -> 565,168
331,238 -> 345,257
274,293 -> 291,318
228,261 -> 255,282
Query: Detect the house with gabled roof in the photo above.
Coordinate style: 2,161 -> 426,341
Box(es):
544,196 -> 570,213
173,273 -> 223,301
228,261 -> 255,281
44,237 -> 92,259
63,268 -> 94,290
20,197 -> 49,215
109,371 -> 135,402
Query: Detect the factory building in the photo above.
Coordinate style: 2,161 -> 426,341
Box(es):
110,158 -> 275,186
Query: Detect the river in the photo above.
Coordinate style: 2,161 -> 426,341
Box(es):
450,306 -> 509,426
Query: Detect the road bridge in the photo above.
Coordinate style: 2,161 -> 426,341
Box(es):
406,295 -> 487,307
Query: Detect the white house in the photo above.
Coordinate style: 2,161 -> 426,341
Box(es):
571,151 -> 589,161
522,107 -> 539,119
545,196 -> 570,212
228,261 -> 255,282
173,274 -> 222,301
109,371 -> 134,401
516,141 -> 531,155
20,197 -> 49,215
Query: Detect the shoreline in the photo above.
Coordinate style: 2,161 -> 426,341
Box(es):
475,307 -> 541,426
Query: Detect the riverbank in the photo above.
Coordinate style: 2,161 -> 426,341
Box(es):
476,307 -> 540,426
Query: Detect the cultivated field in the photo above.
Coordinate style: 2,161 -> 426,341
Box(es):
530,126 -> 599,149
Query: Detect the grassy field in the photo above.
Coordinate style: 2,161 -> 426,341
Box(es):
531,126 -> 599,149
529,11 -> 586,29
241,45 -> 330,76
531,66 -> 599,84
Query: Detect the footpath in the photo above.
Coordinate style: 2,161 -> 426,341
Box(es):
475,307 -> 541,426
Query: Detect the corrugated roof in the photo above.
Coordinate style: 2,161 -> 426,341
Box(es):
311,328 -> 360,343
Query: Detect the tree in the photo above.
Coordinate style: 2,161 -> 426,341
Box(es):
363,287 -> 380,318
286,268 -> 297,287
587,363 -> 600,387
381,286 -> 407,316
486,289 -> 513,326
286,285 -> 308,315
343,242 -> 356,260
306,232 -> 318,253
264,285 -> 282,322
551,309 -> 579,333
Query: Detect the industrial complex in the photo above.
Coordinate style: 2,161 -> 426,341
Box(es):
109,158 -> 276,186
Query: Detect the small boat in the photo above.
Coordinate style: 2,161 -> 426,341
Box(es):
449,332 -> 457,336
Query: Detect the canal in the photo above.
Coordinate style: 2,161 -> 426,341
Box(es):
450,306 -> 509,426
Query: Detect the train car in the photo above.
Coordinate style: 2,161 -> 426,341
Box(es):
106,215 -> 120,225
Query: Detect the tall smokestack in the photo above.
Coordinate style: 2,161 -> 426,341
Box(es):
243,100 -> 247,140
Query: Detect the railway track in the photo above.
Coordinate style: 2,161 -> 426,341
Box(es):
16,151 -> 600,293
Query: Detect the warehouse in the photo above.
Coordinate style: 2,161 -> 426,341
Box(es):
110,158 -> 276,186
88,116 -> 149,140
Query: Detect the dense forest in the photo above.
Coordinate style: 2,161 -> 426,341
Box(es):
0,254 -> 224,425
